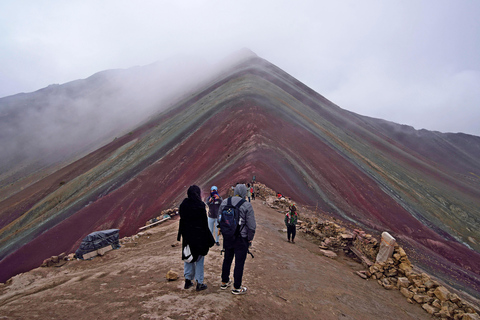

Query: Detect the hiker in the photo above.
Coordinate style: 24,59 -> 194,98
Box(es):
218,183 -> 256,295
285,203 -> 298,243
246,183 -> 252,202
205,185 -> 222,246
227,186 -> 235,197
177,185 -> 215,291
250,183 -> 255,201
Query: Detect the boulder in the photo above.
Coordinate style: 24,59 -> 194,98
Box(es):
400,287 -> 414,299
413,294 -> 428,304
398,262 -> 412,274
397,277 -> 410,288
432,299 -> 442,309
422,303 -> 439,315
424,279 -> 438,289
41,258 -> 52,267
340,233 -> 355,241
462,314 -> 480,320
397,247 -> 407,257
449,293 -> 460,303
434,286 -> 450,301
166,270 -> 179,281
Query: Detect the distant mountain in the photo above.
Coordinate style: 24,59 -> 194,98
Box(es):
1,51 -> 479,298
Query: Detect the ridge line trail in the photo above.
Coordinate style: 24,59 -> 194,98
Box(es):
226,201 -> 431,320
0,201 -> 432,319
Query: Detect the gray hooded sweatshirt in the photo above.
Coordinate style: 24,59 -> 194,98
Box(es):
218,184 -> 256,241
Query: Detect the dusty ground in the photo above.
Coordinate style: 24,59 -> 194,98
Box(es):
0,201 -> 434,319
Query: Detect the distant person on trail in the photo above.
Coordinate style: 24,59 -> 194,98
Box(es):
205,186 -> 222,246
177,185 -> 215,291
218,183 -> 256,295
285,203 -> 298,243
228,186 -> 234,197
246,183 -> 252,202
250,183 -> 255,201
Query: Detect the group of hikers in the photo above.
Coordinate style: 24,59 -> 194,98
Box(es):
176,183 -> 298,295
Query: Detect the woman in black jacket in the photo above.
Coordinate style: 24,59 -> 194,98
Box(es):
177,185 -> 215,291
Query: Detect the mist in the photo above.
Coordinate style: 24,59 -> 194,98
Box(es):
0,55 -> 221,185
1,1 -> 480,136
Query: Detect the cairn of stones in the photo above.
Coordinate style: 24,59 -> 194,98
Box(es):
298,216 -> 479,319
253,183 -> 277,200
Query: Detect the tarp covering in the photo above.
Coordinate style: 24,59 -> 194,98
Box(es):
75,229 -> 120,259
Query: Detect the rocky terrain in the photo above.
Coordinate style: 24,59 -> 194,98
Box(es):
0,198 -> 470,320
1,184 -> 478,319
1,51 -> 479,301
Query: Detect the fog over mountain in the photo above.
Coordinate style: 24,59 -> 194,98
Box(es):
0,53 -> 247,189
1,1 -> 480,136
0,51 -> 479,301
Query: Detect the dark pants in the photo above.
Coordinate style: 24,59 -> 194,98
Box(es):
287,224 -> 296,241
221,237 -> 249,289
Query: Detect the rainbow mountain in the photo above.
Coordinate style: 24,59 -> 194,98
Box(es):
1,51 -> 479,298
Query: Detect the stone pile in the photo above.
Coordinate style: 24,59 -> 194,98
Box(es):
296,216 -> 479,319
265,195 -> 293,211
366,252 -> 478,319
253,183 -> 277,200
146,208 -> 178,226
41,252 -> 73,267
298,217 -> 353,249
351,228 -> 379,262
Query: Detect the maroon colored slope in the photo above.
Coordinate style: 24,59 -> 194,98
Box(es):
2,95 -> 480,296
1,56 -> 479,299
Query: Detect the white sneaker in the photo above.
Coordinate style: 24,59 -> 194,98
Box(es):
220,280 -> 232,290
231,286 -> 247,295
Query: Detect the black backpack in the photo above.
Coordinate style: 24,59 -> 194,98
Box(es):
219,197 -> 246,241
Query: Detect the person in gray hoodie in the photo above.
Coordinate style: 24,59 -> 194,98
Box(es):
218,183 -> 256,295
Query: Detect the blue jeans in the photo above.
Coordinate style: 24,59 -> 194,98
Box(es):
184,255 -> 205,284
208,217 -> 219,243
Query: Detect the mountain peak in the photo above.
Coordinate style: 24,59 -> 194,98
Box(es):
1,50 -> 480,302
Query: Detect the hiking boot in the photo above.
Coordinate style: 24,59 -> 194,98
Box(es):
216,242 -> 220,246
184,279 -> 193,289
232,286 -> 247,295
220,280 -> 232,290
292,240 -> 295,244
196,283 -> 208,291
287,239 -> 290,242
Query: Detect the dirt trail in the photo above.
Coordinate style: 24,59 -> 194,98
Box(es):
0,201 -> 433,319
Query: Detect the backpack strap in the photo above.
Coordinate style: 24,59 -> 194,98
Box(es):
234,199 -> 247,237
235,198 -> 246,210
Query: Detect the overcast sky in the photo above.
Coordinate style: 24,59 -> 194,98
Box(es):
1,1 -> 479,136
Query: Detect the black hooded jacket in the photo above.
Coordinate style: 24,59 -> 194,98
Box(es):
177,185 -> 215,261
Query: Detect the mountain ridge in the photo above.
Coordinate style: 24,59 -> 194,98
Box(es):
0,54 -> 479,299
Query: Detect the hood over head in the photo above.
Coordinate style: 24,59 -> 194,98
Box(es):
186,185 -> 204,208
234,184 -> 247,198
